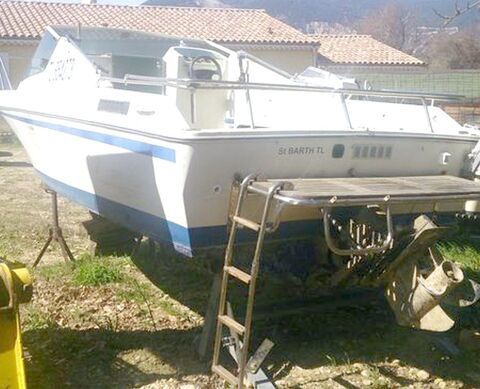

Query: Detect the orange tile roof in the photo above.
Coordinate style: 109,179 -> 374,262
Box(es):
0,1 -> 317,45
312,34 -> 424,66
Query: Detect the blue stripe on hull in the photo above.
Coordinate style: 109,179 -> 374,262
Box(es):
38,172 -> 323,257
2,112 -> 176,162
38,172 -> 196,255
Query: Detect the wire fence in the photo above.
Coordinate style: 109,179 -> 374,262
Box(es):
336,69 -> 480,125
344,70 -> 480,99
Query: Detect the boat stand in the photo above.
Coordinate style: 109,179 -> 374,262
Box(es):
210,174 -> 480,388
33,187 -> 74,267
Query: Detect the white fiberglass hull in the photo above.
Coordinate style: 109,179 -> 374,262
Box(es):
2,109 -> 477,256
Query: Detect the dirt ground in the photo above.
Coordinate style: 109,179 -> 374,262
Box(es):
1,142 -> 480,389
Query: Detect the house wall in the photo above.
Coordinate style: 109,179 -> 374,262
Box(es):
0,42 -> 37,88
0,43 -> 37,132
246,48 -> 316,74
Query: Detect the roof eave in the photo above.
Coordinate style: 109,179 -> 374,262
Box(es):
328,62 -> 426,66
0,37 -> 40,44
223,41 -> 320,50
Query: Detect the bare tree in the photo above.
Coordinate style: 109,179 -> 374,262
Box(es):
356,2 -> 417,52
434,0 -> 480,26
425,27 -> 480,69
306,22 -> 355,35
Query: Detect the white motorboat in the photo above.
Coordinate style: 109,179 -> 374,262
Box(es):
1,26 -> 480,256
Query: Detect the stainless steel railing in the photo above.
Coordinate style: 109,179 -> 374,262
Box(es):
100,74 -> 464,132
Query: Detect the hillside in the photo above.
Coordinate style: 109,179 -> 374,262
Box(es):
142,0 -> 480,29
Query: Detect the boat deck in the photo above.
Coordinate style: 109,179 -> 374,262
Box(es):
250,175 -> 480,207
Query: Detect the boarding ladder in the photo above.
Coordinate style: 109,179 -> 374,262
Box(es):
212,175 -> 284,388
211,174 -> 480,387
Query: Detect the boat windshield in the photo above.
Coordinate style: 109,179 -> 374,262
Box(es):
29,26 -> 228,91
29,27 -> 58,77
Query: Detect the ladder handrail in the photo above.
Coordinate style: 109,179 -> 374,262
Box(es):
212,175 -> 284,388
237,181 -> 284,387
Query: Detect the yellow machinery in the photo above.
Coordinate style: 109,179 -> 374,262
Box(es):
0,260 -> 32,389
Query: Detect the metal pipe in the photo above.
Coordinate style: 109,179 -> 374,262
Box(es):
189,87 -> 196,125
323,205 -> 394,256
239,182 -> 284,386
422,97 -> 435,133
271,192 -> 480,208
103,76 -> 463,102
238,56 -> 255,129
246,87 -> 255,129
340,93 -> 353,129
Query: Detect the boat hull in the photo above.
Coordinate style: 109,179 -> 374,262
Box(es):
2,109 -> 478,256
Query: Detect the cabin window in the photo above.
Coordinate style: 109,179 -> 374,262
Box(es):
332,144 -> 345,158
112,56 -> 165,94
89,54 -> 166,94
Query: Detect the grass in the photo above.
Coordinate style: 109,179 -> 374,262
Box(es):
36,253 -> 128,286
35,261 -> 72,282
440,242 -> 480,270
157,299 -> 183,317
117,281 -> 152,303
325,354 -> 338,367
32,249 -> 189,322
366,365 -> 390,389
21,306 -> 56,330
0,228 -> 28,258
438,239 -> 480,282
71,253 -> 125,287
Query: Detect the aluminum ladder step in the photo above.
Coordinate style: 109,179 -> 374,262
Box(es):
233,215 -> 260,232
225,266 -> 252,284
212,364 -> 239,386
218,314 -> 246,335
